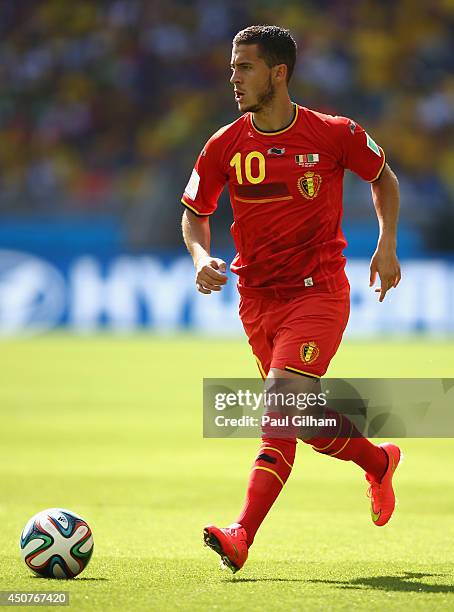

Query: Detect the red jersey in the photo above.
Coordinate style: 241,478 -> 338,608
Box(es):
181,104 -> 386,296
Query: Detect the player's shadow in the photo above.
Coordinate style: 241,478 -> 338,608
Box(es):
31,576 -> 109,581
226,578 -> 304,583
308,571 -> 454,594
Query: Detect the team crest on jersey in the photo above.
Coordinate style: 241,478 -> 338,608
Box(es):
297,172 -> 322,199
300,341 -> 320,365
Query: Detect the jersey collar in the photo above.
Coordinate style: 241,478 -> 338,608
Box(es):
250,103 -> 298,136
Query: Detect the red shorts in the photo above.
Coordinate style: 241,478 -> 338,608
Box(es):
239,284 -> 350,379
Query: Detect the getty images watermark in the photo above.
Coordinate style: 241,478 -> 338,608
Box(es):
203,378 -> 454,438
213,388 -> 333,430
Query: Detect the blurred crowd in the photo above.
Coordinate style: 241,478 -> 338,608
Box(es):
0,0 -> 453,250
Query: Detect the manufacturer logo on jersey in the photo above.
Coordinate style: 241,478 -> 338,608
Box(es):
267,147 -> 285,155
295,153 -> 319,167
349,121 -> 357,134
300,341 -> 320,365
297,172 -> 322,199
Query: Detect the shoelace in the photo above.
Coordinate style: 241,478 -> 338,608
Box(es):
366,481 -> 381,499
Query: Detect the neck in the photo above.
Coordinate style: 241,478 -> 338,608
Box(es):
252,94 -> 294,132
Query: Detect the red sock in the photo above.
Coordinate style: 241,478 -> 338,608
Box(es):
303,410 -> 388,481
236,435 -> 296,547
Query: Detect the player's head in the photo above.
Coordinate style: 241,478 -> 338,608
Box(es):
230,25 -> 297,113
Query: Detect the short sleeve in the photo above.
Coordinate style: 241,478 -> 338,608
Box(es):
334,116 -> 386,182
181,132 -> 228,216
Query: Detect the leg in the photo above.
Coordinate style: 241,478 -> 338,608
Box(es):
235,368 -> 302,546
204,295 -> 298,572
270,286 -> 401,526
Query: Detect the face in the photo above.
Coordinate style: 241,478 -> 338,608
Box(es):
230,44 -> 276,113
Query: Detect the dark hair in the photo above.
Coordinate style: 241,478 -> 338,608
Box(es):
233,25 -> 297,83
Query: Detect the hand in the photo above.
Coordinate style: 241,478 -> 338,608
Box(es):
369,244 -> 401,302
195,256 -> 227,294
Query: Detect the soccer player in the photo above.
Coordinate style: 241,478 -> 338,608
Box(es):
181,25 -> 402,573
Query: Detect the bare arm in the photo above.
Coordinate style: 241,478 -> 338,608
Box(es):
369,163 -> 402,302
181,209 -> 227,294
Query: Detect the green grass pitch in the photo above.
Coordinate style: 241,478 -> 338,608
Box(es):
0,335 -> 454,611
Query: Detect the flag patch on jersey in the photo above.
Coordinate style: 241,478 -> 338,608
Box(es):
366,134 -> 381,157
184,168 -> 200,200
295,153 -> 319,167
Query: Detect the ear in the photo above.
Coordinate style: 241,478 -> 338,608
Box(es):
273,63 -> 288,83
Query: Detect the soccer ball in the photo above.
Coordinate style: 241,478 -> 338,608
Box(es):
20,508 -> 94,578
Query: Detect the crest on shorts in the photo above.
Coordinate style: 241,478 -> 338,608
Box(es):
297,172 -> 322,199
300,341 -> 320,364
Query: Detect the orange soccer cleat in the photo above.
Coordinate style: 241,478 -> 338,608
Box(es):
366,442 -> 402,526
203,523 -> 248,573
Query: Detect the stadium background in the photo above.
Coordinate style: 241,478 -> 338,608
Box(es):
1,2 -> 454,611
0,0 -> 453,334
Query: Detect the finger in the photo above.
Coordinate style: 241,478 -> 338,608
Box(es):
206,273 -> 227,284
393,268 -> 402,287
203,282 -> 223,291
379,276 -> 393,290
202,268 -> 227,283
198,279 -> 224,291
369,266 -> 377,287
211,259 -> 227,273
196,283 -> 211,295
378,280 -> 392,302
